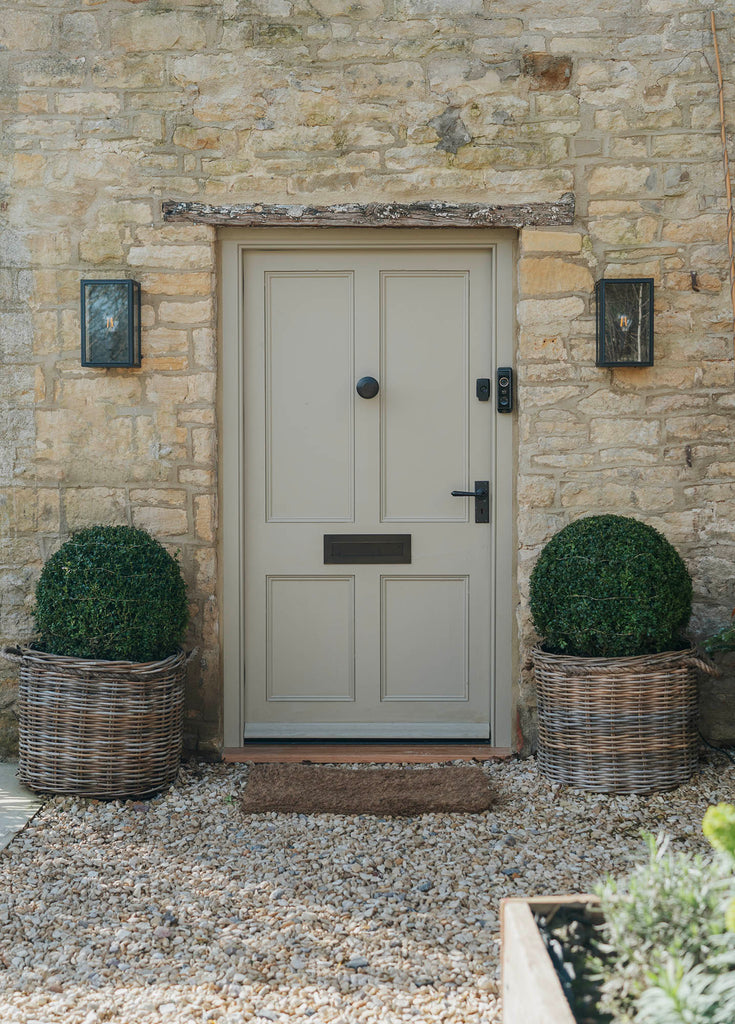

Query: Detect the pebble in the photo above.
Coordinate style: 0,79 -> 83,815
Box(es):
0,750 -> 732,1024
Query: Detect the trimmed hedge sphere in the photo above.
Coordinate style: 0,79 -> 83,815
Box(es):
529,515 -> 692,658
34,525 -> 189,662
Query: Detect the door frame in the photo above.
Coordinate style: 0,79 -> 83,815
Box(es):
219,228 -> 517,747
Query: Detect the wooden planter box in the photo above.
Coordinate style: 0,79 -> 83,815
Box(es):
501,895 -> 600,1024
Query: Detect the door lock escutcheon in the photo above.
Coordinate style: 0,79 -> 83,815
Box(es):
451,481 -> 490,523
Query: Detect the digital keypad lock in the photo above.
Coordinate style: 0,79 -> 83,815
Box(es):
496,367 -> 513,413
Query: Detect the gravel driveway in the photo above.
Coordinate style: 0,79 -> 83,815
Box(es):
1,751 -> 733,1024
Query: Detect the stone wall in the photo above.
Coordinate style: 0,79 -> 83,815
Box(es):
2,0 -> 735,756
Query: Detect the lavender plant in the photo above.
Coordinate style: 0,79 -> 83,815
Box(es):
592,808 -> 735,1024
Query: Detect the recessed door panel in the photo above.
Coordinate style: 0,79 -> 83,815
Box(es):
265,271 -> 354,522
381,272 -> 469,523
380,576 -> 469,701
266,576 -> 355,701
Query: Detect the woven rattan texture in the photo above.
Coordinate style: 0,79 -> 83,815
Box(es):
533,645 -> 703,794
17,648 -> 186,798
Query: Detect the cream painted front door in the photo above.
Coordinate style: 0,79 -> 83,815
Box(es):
242,248 -> 495,738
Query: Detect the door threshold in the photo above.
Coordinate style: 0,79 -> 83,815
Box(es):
222,741 -> 512,764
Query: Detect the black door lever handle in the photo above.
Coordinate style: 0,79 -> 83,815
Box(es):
450,481 -> 490,522
451,485 -> 488,499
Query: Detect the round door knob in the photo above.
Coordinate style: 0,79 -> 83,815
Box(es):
356,376 -> 379,399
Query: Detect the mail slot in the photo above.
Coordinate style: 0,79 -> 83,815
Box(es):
324,534 -> 411,564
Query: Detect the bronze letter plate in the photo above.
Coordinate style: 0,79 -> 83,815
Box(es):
323,534 -> 411,564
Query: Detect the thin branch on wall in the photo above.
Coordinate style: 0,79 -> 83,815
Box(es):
711,11 -> 735,358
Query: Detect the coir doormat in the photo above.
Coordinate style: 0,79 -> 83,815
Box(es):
240,763 -> 493,815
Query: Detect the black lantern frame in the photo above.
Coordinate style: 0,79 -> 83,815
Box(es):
595,277 -> 654,367
81,279 -> 141,368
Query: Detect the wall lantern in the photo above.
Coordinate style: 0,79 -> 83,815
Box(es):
595,278 -> 654,367
81,279 -> 141,368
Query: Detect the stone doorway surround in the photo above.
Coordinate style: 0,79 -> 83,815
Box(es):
163,195 -> 577,751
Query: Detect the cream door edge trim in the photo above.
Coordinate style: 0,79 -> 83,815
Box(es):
220,228 -> 517,748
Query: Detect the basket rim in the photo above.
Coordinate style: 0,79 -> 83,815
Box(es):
16,646 -> 186,672
532,640 -> 696,669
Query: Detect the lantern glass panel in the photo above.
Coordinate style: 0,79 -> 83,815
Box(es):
81,280 -> 140,367
596,278 -> 653,367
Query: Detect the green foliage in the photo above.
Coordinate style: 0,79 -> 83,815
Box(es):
529,514 -> 692,658
34,525 -> 188,662
592,832 -> 735,1024
635,951 -> 735,1024
704,613 -> 735,654
704,804 -> 735,859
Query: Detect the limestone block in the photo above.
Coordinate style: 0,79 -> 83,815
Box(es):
518,331 -> 568,361
0,12 -> 52,51
590,418 -> 660,446
141,273 -> 212,297
520,229 -> 582,254
135,225 -> 214,246
393,0 -> 482,12
55,376 -> 142,410
79,226 -> 124,265
130,489 -> 187,507
179,468 -> 215,487
132,506 -> 189,537
599,447 -> 659,466
589,216 -> 658,245
178,408 -> 215,426
522,385 -> 583,409
577,390 -> 642,415
194,494 -> 216,543
521,53 -> 573,91
13,153 -> 45,187
60,12 -> 101,50
13,489 -> 60,534
112,12 -> 207,52
520,258 -> 594,296
63,487 -> 128,529
143,328 -> 189,357
127,245 -> 213,269
194,547 -> 217,591
57,92 -> 121,116
1,313 -> 34,361
662,215 -> 726,243
157,300 -> 214,325
665,415 -> 730,440
517,476 -> 556,508
344,62 -> 426,103
192,428 -> 215,465
517,296 -> 586,327
588,165 -> 652,195
173,126 -> 238,152
516,510 -> 567,546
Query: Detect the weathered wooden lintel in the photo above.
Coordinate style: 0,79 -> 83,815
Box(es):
162,193 -> 575,229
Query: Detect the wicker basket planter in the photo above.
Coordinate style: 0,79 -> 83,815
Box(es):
5,646 -> 188,799
533,643 -> 713,794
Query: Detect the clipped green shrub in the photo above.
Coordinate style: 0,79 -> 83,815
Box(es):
529,514 -> 692,658
34,525 -> 189,662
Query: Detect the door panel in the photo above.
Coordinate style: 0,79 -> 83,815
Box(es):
266,576 -> 355,701
265,271 -> 355,523
243,248 -> 494,738
380,272 -> 469,523
380,575 -> 469,701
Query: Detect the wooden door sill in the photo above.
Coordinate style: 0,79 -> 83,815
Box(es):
222,742 -> 512,764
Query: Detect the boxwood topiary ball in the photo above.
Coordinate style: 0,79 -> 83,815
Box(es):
34,525 -> 189,663
529,514 -> 692,658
